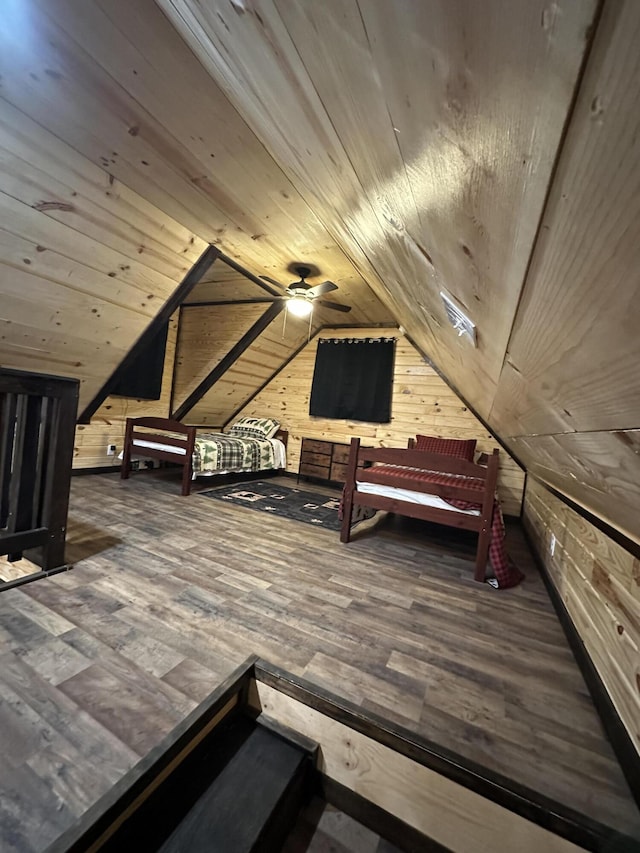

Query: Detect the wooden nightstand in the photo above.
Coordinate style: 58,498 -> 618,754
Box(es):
298,438 -> 352,485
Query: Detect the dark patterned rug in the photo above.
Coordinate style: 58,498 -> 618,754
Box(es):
198,480 -> 343,529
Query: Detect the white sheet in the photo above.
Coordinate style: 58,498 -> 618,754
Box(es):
132,438 -> 187,455
130,437 -> 287,470
356,480 -> 480,516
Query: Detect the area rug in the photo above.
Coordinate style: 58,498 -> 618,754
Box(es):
198,480 -> 343,530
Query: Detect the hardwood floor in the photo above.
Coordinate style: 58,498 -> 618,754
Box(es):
0,469 -> 638,851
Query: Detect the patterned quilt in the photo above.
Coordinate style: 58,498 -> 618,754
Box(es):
193,433 -> 278,475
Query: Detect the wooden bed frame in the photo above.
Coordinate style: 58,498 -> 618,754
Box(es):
340,437 -> 499,582
121,417 -> 289,497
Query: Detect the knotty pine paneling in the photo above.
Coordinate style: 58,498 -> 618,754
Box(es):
0,93 -> 205,411
233,328 -> 525,516
72,313 -> 179,469
523,479 -> 640,758
171,304 -> 266,413
185,272 -> 278,304
161,0 -> 596,418
492,0 -> 640,439
512,431 -> 640,545
253,683 -> 585,853
186,309 -> 320,427
0,0 -> 388,328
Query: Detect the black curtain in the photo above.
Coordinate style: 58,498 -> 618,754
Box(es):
309,337 -> 395,423
111,321 -> 169,400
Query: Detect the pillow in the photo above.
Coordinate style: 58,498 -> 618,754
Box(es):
228,416 -> 280,440
415,434 -> 476,461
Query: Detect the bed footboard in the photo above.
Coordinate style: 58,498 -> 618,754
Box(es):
121,417 -> 196,496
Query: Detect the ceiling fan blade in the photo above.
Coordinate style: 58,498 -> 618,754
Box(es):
317,299 -> 352,313
307,280 -> 338,297
259,275 -> 287,292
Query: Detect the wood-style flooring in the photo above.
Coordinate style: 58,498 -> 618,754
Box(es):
283,798 -> 402,853
0,470 -> 639,851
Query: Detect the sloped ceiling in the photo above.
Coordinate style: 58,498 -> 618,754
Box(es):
0,0 -> 639,543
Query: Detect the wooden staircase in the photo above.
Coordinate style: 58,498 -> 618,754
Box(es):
46,659 -> 639,853
81,715 -> 314,853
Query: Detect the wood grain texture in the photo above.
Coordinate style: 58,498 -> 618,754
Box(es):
159,0 -> 595,418
0,0 -> 388,320
523,478 -> 640,760
512,430 -> 640,544
0,470 -> 636,852
72,312 -> 179,470
254,683 -> 584,853
0,0 -> 634,607
185,312 -> 320,427
172,304 -> 265,412
232,327 -> 525,515
0,77 -> 205,409
493,0 -> 640,438
0,10 -> 639,834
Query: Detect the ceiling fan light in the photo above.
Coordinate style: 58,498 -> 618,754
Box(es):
286,297 -> 313,318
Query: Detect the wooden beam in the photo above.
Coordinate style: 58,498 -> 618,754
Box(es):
222,325 -> 323,430
217,251 -> 282,297
172,301 -> 285,421
183,298 -> 278,307
77,245 -> 220,424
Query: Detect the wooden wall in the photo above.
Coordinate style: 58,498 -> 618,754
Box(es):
0,94 -> 205,412
172,303 -> 267,418
183,307 -> 323,428
161,0 -> 596,420
491,0 -> 640,547
233,327 -> 525,516
523,479 -> 640,758
72,312 -> 178,469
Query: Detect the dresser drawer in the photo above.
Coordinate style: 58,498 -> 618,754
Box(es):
300,450 -> 331,467
299,462 -> 330,479
298,438 -> 355,486
329,462 -> 349,483
302,438 -> 332,455
331,444 -> 351,465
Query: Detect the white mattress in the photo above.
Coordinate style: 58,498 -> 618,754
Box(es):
356,480 -> 480,516
131,437 -> 287,470
132,438 -> 187,455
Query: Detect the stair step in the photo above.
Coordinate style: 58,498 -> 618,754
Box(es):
100,715 -> 313,852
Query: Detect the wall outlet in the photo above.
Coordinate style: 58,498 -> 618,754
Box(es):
550,534 -> 556,556
107,444 -> 116,456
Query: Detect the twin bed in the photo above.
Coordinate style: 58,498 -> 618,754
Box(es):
121,419 -> 521,587
121,416 -> 288,496
340,436 -> 523,588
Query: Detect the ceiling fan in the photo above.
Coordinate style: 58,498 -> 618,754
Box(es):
259,266 -> 352,317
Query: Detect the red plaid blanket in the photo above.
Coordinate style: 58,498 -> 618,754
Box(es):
355,465 -> 524,589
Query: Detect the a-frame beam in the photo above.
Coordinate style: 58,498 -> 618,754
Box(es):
172,300 -> 285,422
77,244 -> 220,424
217,251 -> 281,297
183,299 -> 277,308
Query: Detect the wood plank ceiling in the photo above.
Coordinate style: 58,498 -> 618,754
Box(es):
0,0 -> 639,543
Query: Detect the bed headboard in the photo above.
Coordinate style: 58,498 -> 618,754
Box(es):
275,429 -> 288,449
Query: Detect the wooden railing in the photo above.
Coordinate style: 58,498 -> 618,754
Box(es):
0,368 -> 78,581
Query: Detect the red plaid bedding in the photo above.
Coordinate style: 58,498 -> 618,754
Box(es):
355,465 -> 524,589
